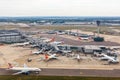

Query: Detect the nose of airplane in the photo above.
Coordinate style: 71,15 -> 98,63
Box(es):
38,68 -> 42,71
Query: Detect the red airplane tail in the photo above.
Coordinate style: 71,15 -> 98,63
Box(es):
50,37 -> 55,42
45,54 -> 49,60
8,63 -> 13,69
78,37 -> 81,40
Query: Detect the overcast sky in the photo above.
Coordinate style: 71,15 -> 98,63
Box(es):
0,0 -> 120,16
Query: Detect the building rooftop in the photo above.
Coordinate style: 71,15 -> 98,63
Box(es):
0,30 -> 21,37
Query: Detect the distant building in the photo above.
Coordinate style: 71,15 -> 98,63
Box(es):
63,22 -> 94,25
0,30 -> 26,43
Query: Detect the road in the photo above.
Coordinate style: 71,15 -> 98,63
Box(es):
1,68 -> 120,77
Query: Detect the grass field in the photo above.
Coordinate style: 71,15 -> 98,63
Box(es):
24,25 -> 115,34
0,76 -> 120,80
0,25 -> 112,31
114,27 -> 120,30
0,25 -> 119,35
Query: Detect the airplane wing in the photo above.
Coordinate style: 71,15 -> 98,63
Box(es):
46,50 -> 54,56
12,71 -> 24,75
44,54 -> 58,61
12,70 -> 29,75
33,51 -> 39,54
73,56 -> 80,60
51,56 -> 58,59
33,50 -> 42,54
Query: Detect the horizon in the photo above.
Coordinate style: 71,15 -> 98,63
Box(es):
1,16 -> 120,18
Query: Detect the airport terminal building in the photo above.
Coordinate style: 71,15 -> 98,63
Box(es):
0,30 -> 26,43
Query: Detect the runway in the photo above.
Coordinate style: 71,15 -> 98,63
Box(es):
1,68 -> 120,77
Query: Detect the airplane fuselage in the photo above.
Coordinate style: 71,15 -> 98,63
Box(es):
8,67 -> 41,72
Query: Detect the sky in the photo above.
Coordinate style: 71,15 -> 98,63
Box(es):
0,0 -> 120,16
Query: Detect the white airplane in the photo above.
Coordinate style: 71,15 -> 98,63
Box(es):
78,36 -> 90,40
7,63 -> 41,75
99,54 -> 119,63
49,41 -> 64,45
54,49 -> 72,55
78,37 -> 89,40
73,54 -> 81,62
62,50 -> 72,54
56,32 -> 65,35
43,37 -> 64,45
32,48 -> 44,55
30,44 -> 39,48
44,53 -> 58,61
14,42 -> 30,46
43,37 -> 55,43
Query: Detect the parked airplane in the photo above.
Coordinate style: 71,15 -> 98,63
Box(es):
44,53 -> 58,61
43,37 -> 55,43
56,31 -> 65,35
62,50 -> 72,54
43,36 -> 63,45
7,63 -> 41,75
99,54 -> 119,64
49,41 -> 64,45
14,42 -> 30,47
30,44 -> 39,48
78,35 -> 91,40
78,37 -> 89,40
73,54 -> 81,62
32,48 -> 44,55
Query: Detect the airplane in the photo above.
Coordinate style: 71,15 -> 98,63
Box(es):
56,31 -> 65,35
32,48 -> 44,55
49,41 -> 64,45
62,50 -> 72,54
43,36 -> 64,45
30,44 -> 39,48
78,37 -> 90,40
44,53 -> 58,61
73,54 -> 81,62
93,52 -> 103,57
43,37 -> 55,43
7,63 -> 41,75
78,35 -> 91,40
99,54 -> 119,64
53,49 -> 72,55
13,42 -> 30,47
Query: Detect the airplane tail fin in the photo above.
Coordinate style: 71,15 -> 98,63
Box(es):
23,63 -> 28,68
78,37 -> 81,40
50,37 -> 55,42
8,63 -> 13,69
45,54 -> 49,60
61,41 -> 64,44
